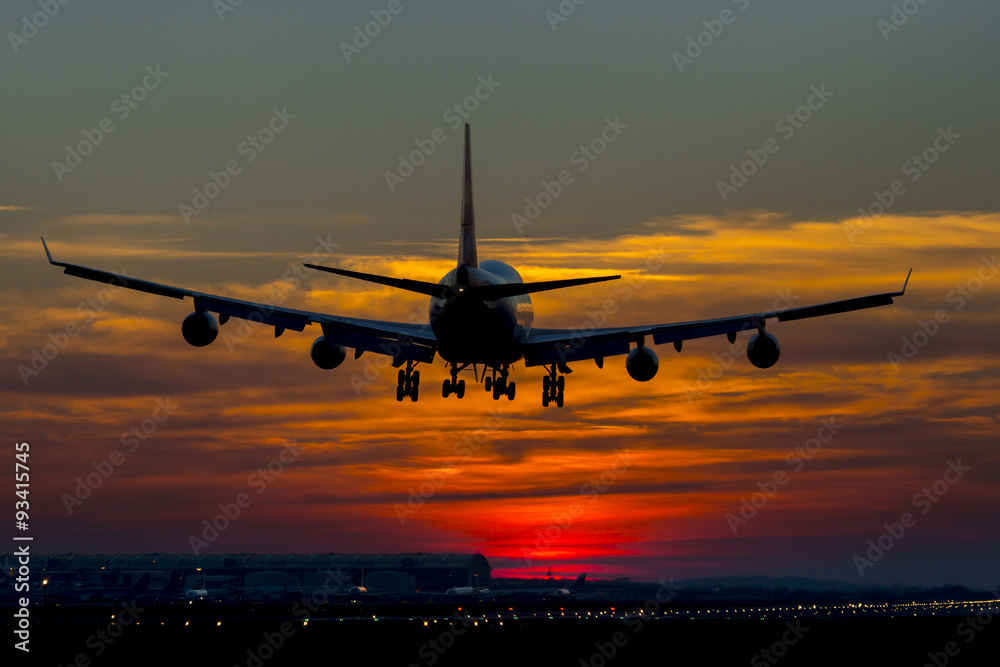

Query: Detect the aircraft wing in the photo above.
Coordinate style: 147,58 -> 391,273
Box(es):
41,238 -> 437,362
522,271 -> 911,367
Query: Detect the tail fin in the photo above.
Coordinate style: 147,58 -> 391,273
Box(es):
458,123 -> 478,269
571,573 -> 587,590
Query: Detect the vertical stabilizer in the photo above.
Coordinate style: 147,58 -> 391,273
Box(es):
458,123 -> 479,269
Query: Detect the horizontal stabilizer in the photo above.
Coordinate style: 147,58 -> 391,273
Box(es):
305,263 -> 619,300
470,275 -> 620,300
303,264 -> 444,297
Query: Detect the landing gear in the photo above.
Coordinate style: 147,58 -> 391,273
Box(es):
487,365 -> 515,401
442,363 -> 468,399
396,361 -> 420,402
442,377 -> 466,398
542,365 -> 566,407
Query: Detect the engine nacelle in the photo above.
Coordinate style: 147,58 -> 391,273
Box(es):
747,332 -> 780,369
311,335 -> 347,370
625,346 -> 659,382
181,311 -> 219,347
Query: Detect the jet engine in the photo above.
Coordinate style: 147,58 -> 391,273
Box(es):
310,335 -> 347,370
181,311 -> 219,347
625,346 -> 659,382
746,332 -> 780,369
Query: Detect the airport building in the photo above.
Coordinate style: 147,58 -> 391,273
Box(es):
3,553 -> 491,601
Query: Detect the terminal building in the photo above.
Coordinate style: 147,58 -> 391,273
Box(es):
3,553 -> 491,602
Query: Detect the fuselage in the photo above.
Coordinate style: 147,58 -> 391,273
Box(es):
429,260 -> 534,364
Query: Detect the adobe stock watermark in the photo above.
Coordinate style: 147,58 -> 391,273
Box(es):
682,287 -> 799,402
409,612 -> 476,667
235,569 -> 353,667
521,449 -> 636,566
853,459 -> 970,577
61,398 -> 179,515
844,126 -> 961,243
349,286 -> 463,395
919,590 -> 999,667
877,0 -> 932,42
544,0 -> 591,31
750,621 -> 810,667
7,0 -> 75,54
340,0 -> 416,63
394,406 -> 509,523
725,417 -> 842,535
578,578 -> 682,667
189,442 -> 304,554
213,0 -> 247,22
716,84 -> 833,202
551,244 -> 668,365
17,270 -> 127,386
51,65 -> 170,182
221,235 -> 341,352
888,255 -> 996,371
55,598 -> 144,666
671,0 -> 754,73
511,116 -> 628,236
178,106 -> 295,223
384,75 -> 502,192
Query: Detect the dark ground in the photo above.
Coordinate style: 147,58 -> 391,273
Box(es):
7,601 -> 997,667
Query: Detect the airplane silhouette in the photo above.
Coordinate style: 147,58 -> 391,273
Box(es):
42,124 -> 909,406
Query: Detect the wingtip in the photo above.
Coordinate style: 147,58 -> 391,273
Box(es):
902,268 -> 912,294
41,236 -> 54,263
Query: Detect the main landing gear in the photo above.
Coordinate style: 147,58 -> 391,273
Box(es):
542,364 -> 568,407
396,360 -> 420,402
484,365 -> 515,401
442,364 -> 467,399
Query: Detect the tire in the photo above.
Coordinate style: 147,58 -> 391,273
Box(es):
396,386 -> 405,401
485,377 -> 492,391
507,382 -> 516,400
556,393 -> 564,408
542,392 -> 549,407
556,376 -> 565,391
457,379 -> 466,398
398,369 -> 406,385
410,384 -> 419,402
543,376 -> 551,392
412,370 -> 420,387
442,380 -> 451,398
493,384 -> 501,400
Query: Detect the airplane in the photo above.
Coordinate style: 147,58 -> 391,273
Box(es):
493,572 -> 587,599
41,124 -> 910,406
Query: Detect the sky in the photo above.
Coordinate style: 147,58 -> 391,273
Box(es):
2,1 -> 998,589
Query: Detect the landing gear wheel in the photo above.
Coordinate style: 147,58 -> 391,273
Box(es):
442,379 -> 451,398
507,382 -> 516,400
396,361 -> 420,402
542,365 -> 568,408
493,382 -> 502,400
484,376 -> 492,392
456,379 -> 466,398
